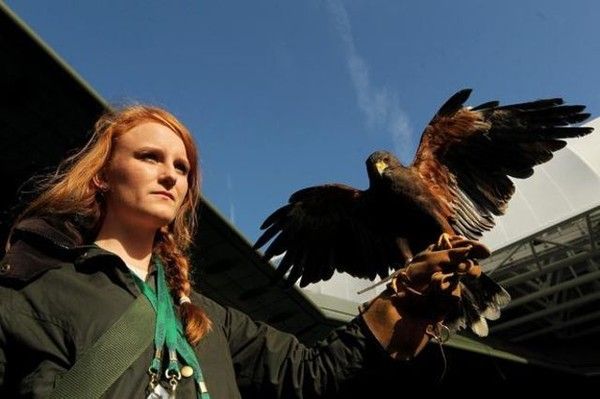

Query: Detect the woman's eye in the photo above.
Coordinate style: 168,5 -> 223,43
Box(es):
140,152 -> 158,162
175,163 -> 189,174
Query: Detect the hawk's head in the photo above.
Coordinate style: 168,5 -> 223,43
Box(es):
366,150 -> 403,183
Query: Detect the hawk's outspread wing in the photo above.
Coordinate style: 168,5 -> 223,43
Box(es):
254,184 -> 401,287
412,89 -> 593,239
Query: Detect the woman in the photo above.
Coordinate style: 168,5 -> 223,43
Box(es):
0,105 -> 487,398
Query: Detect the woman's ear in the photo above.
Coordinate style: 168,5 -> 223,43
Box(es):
92,174 -> 109,192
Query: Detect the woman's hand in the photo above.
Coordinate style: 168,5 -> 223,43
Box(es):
359,234 -> 491,360
400,234 -> 489,296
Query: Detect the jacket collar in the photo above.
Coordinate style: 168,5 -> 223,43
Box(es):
0,217 -> 91,283
10,217 -> 83,249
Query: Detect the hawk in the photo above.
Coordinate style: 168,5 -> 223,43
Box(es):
254,89 -> 593,336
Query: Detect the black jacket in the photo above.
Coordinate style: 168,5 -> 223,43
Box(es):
0,218 -> 389,398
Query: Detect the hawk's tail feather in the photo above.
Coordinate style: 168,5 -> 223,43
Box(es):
445,272 -> 510,337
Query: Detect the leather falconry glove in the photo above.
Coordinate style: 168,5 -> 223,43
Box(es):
359,234 -> 490,360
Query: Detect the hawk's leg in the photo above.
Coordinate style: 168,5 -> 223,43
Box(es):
388,238 -> 414,293
397,237 -> 414,264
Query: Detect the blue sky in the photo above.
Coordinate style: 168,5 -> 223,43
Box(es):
5,0 -> 600,243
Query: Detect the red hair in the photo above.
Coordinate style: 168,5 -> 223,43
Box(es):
19,105 -> 211,343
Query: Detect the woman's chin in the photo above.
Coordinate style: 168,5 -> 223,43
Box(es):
131,211 -> 176,232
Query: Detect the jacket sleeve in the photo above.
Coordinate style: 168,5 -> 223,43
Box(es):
0,303 -> 6,395
219,301 -> 390,398
0,342 -> 5,395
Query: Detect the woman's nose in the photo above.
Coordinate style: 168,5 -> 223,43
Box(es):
158,166 -> 177,188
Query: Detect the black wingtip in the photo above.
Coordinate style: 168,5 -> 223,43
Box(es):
436,88 -> 473,117
471,100 -> 500,111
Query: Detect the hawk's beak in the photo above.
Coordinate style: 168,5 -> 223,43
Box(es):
375,160 -> 388,175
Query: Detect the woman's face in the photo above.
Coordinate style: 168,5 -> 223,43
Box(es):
101,122 -> 190,232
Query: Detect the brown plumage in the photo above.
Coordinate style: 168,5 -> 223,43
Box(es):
254,89 -> 593,336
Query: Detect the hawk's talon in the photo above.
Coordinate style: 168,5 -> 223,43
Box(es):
437,233 -> 452,250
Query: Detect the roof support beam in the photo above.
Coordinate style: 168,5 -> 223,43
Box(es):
512,309 -> 600,342
492,291 -> 600,333
505,269 -> 600,310
499,249 -> 597,288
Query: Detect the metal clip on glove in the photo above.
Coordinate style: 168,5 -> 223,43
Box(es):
359,234 -> 489,361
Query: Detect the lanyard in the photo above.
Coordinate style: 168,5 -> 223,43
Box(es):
132,258 -> 210,399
